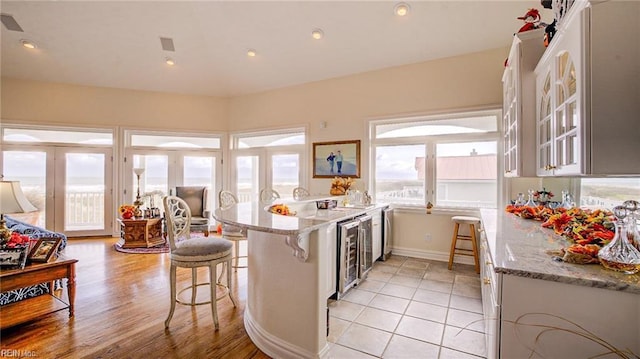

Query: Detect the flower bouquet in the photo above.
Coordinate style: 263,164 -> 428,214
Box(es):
330,177 -> 355,196
118,204 -> 136,219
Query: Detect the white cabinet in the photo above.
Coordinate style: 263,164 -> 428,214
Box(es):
369,208 -> 382,262
534,0 -> 640,176
502,28 -> 546,177
479,226 -> 500,359
325,222 -> 337,299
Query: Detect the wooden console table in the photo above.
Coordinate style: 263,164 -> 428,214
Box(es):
117,217 -> 164,248
0,257 -> 78,329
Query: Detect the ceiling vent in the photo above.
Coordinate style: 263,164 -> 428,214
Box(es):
160,37 -> 175,52
1,14 -> 24,32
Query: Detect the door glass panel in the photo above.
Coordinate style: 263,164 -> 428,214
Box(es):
272,154 -> 299,199
133,155 -> 168,202
2,151 -> 47,226
184,156 -> 215,209
236,155 -> 259,203
65,153 -> 105,231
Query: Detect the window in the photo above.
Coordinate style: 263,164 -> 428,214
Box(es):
230,128 -> 306,201
579,178 -> 640,210
123,130 -> 223,208
371,110 -> 499,209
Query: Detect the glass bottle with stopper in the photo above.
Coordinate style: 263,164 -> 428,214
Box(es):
597,205 -> 640,274
524,189 -> 537,207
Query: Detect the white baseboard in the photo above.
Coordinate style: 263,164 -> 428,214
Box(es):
244,308 -> 329,359
390,246 -> 476,266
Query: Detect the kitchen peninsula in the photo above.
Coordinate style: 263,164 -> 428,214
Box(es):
479,209 -> 640,358
213,197 -> 386,359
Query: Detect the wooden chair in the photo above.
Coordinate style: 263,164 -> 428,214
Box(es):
162,196 -> 236,330
448,216 -> 480,274
218,190 -> 248,271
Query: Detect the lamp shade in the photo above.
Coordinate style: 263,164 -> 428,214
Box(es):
0,181 -> 37,214
133,168 -> 145,176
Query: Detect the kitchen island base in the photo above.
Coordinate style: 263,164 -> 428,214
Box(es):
244,229 -> 331,359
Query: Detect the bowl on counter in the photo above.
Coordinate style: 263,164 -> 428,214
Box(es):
316,199 -> 337,210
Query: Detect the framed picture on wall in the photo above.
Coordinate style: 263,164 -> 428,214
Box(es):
313,140 -> 361,178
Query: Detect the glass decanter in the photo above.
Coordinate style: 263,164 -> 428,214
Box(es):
623,200 -> 640,250
524,189 -> 537,207
514,193 -> 526,207
597,206 -> 640,274
558,190 -> 575,209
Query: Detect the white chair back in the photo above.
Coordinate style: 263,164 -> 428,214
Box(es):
163,196 -> 192,251
218,190 -> 239,209
292,187 -> 310,200
259,188 -> 280,202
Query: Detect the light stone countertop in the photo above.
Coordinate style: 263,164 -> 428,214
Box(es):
480,208 -> 640,294
213,198 -> 386,237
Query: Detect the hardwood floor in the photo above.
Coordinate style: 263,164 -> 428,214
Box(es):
0,237 -> 270,359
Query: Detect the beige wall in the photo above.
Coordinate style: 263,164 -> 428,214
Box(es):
1,47 -> 508,261
0,78 -> 229,131
228,47 -> 508,262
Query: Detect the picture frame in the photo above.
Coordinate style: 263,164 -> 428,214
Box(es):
0,247 -> 29,269
28,237 -> 62,263
313,140 -> 361,178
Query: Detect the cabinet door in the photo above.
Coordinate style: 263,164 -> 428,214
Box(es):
535,6 -> 585,176
536,70 -> 554,176
552,33 -> 585,175
503,64 -> 518,177
370,209 -> 382,261
325,222 -> 337,299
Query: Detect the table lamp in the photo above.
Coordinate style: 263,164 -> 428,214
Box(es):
133,168 -> 145,218
0,181 -> 38,243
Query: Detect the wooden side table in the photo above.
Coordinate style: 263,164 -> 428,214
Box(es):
0,256 -> 78,329
117,217 -> 165,248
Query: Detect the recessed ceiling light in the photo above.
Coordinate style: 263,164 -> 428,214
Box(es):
394,3 -> 410,16
20,39 -> 36,49
311,29 -> 324,40
247,49 -> 257,57
165,57 -> 175,66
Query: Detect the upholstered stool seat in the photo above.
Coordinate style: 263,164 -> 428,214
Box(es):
171,237 -> 232,262
163,196 -> 236,331
448,216 -> 480,274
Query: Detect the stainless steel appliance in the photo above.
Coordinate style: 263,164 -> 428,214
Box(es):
382,207 -> 394,261
337,214 -> 373,299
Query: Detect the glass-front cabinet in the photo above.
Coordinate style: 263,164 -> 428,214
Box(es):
534,0 -> 640,176
502,28 -> 545,177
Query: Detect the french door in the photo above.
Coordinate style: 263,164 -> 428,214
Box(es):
2,145 -> 113,236
124,150 -> 221,210
231,149 -> 301,201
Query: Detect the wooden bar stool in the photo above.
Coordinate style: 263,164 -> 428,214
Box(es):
448,216 -> 480,273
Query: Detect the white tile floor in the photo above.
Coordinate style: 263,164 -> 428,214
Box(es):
327,256 -> 485,358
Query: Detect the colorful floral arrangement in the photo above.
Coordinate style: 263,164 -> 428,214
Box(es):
506,205 -> 615,263
118,204 -> 136,219
533,188 -> 554,202
269,204 -> 295,216
330,177 -> 355,196
0,232 -> 31,249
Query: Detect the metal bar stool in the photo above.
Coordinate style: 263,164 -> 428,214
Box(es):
448,216 -> 480,273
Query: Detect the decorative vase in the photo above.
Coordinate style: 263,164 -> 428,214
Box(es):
597,206 -> 640,274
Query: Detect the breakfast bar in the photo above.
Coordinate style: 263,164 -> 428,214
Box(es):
214,198 -> 384,359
